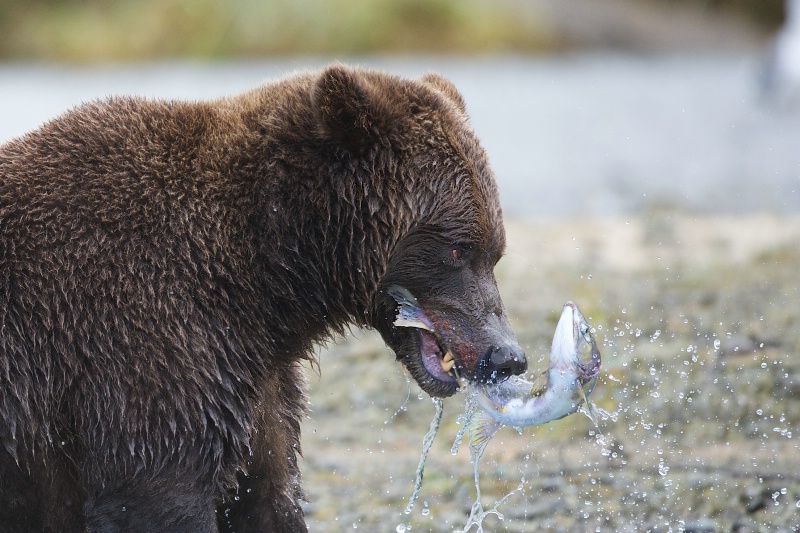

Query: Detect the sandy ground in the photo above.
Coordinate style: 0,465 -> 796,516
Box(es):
299,212 -> 800,532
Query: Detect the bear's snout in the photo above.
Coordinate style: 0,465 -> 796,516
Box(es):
475,342 -> 527,384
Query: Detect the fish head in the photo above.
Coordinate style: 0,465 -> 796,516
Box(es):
551,301 -> 601,385
370,227 -> 526,398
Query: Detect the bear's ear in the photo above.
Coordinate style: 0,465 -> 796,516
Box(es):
420,72 -> 467,114
313,64 -> 396,151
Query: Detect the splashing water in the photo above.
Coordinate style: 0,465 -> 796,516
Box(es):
578,383 -> 618,426
451,397 -> 477,455
404,397 -> 444,515
385,375 -> 413,425
450,386 -> 616,533
449,401 -> 523,533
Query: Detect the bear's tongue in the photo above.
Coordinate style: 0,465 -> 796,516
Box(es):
419,330 -> 456,382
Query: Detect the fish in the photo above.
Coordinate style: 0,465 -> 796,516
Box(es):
466,301 -> 602,449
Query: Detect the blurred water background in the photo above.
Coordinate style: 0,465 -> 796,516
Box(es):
2,1 -> 800,531
1,0 -> 797,216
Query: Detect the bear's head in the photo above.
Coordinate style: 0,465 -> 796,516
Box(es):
314,65 -> 527,398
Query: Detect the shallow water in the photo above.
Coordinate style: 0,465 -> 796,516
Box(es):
1,53 -> 798,217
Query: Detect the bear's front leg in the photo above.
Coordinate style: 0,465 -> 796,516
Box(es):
0,449 -> 85,533
219,366 -> 308,533
84,473 -> 218,533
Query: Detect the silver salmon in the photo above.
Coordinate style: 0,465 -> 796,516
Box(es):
466,301 -> 602,447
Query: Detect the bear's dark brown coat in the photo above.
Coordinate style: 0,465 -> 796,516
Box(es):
0,65 -> 525,532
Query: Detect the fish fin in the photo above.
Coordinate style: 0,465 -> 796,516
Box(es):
580,402 -> 617,424
468,409 -> 501,452
576,384 -> 600,425
579,403 -> 599,426
529,370 -> 549,398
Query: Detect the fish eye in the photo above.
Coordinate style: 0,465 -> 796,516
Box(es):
579,323 -> 589,336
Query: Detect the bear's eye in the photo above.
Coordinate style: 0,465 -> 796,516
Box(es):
450,243 -> 472,264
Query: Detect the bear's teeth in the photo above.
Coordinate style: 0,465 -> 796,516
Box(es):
442,351 -> 454,363
440,358 -> 455,373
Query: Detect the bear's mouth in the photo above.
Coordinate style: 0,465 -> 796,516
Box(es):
415,328 -> 458,384
382,284 -> 461,397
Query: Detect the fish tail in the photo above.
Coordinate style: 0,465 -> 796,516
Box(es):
387,285 -> 435,331
468,409 -> 501,451
386,285 -> 418,306
394,314 -> 434,331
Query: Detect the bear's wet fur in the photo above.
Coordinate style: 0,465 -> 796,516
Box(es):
0,65 -> 525,532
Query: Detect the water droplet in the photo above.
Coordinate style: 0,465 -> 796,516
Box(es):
714,339 -> 721,350
396,525 -> 408,533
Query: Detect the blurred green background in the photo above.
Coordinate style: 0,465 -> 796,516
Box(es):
0,0 -> 785,62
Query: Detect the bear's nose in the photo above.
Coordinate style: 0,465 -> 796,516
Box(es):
475,344 -> 527,383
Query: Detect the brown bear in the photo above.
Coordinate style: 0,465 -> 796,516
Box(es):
0,64 -> 526,532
